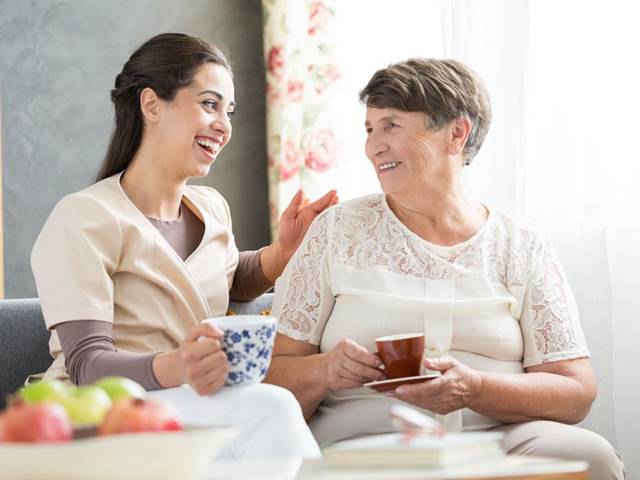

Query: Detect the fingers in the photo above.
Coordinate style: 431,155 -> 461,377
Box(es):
185,337 -> 223,362
186,322 -> 223,342
343,339 -> 382,368
423,355 -> 457,372
281,190 -> 304,219
395,376 -> 443,397
327,340 -> 385,390
185,349 -> 228,387
190,354 -> 229,395
340,356 -> 385,382
308,189 -> 338,213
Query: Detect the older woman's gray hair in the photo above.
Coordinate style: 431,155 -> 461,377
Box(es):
359,58 -> 492,165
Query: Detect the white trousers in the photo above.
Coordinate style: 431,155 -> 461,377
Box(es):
149,383 -> 320,461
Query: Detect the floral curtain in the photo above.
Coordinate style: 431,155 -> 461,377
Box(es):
262,0 -> 342,238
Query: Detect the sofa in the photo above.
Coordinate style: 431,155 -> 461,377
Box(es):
0,294 -> 274,409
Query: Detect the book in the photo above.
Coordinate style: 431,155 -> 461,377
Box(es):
322,432 -> 504,468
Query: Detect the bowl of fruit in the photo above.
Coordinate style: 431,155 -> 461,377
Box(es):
0,377 -> 238,480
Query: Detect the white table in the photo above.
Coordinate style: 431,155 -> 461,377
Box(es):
206,455 -> 588,480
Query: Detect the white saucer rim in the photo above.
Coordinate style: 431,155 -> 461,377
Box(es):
363,373 -> 440,388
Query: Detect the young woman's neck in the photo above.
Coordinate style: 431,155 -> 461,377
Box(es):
120,145 -> 186,221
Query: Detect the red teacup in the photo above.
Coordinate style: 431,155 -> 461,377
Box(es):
375,333 -> 425,379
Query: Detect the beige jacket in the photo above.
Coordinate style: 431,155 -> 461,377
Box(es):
31,173 -> 239,381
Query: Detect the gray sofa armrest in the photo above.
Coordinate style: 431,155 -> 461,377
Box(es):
0,298 -> 52,409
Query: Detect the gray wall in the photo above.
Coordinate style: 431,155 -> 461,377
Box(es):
0,0 -> 270,298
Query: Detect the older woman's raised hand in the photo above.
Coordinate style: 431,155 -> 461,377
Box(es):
277,189 -> 338,261
391,356 -> 482,415
323,339 -> 386,391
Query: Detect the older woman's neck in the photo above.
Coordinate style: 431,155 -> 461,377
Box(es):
386,177 -> 487,245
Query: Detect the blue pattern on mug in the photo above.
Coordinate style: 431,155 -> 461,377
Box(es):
220,321 -> 276,386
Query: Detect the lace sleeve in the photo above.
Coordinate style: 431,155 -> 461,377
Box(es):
272,209 -> 335,345
520,231 -> 590,367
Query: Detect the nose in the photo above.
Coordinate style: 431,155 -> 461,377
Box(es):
211,113 -> 232,137
365,131 -> 388,160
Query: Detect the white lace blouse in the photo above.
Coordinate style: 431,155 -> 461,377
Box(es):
272,194 -> 589,446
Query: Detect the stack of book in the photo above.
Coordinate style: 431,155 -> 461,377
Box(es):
323,431 -> 504,468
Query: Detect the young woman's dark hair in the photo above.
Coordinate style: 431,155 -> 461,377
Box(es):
96,33 -> 232,181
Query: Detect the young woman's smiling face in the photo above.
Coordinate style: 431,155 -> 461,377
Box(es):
156,62 -> 235,179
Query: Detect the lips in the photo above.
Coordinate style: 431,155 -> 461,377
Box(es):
195,136 -> 222,158
378,161 -> 401,172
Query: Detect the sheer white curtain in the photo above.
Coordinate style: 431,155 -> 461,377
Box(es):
333,0 -> 639,476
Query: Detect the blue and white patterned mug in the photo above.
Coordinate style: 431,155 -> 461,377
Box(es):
203,315 -> 277,386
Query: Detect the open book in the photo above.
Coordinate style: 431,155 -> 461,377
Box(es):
322,431 -> 505,468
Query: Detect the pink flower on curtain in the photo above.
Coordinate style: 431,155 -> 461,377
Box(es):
267,46 -> 285,78
287,79 -> 304,102
266,81 -> 282,104
313,63 -> 341,94
304,129 -> 337,172
280,141 -> 304,181
308,1 -> 330,35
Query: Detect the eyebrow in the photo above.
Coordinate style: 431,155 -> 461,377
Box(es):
197,90 -> 236,107
364,115 -> 400,127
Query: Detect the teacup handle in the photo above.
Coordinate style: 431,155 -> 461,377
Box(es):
374,351 -> 386,370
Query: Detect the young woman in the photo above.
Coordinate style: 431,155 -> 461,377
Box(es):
31,33 -> 333,460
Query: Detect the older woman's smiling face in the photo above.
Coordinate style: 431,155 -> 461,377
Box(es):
364,107 -> 451,197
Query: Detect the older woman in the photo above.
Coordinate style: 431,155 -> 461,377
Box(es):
265,58 -> 625,478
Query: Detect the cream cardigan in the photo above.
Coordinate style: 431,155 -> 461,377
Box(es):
31,173 -> 239,382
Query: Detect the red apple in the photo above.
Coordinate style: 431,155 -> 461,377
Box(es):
2,401 -> 72,443
0,413 -> 9,441
99,398 -> 183,435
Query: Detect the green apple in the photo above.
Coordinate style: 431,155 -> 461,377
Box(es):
59,385 -> 112,426
95,376 -> 146,403
19,379 -> 70,405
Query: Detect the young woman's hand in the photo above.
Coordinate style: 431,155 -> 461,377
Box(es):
277,189 -> 338,261
153,323 -> 228,395
177,323 -> 228,395
260,189 -> 338,283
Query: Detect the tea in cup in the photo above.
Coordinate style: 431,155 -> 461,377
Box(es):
203,315 -> 276,386
375,333 -> 425,379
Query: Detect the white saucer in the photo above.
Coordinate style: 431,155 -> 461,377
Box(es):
363,373 -> 441,392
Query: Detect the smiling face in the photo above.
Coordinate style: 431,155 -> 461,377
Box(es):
154,62 -> 235,179
364,107 -> 451,197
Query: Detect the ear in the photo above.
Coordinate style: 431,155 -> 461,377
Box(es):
448,117 -> 472,157
139,87 -> 161,123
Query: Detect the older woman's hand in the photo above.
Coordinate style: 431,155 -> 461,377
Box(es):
277,189 -> 338,261
392,356 -> 482,415
323,339 -> 386,391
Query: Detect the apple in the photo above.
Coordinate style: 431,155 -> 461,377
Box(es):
0,413 -> 9,441
95,376 -> 146,402
100,398 -> 183,435
59,385 -> 112,426
2,401 -> 72,443
19,379 -> 70,405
